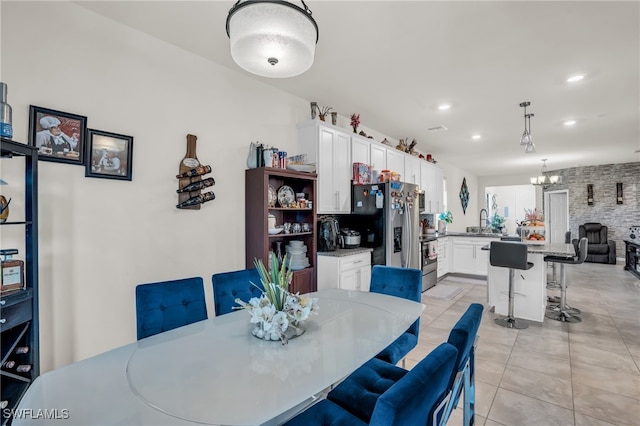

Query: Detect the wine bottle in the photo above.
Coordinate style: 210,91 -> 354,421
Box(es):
176,177 -> 215,194
16,364 -> 31,373
176,165 -> 211,179
2,360 -> 15,369
15,346 -> 29,354
176,191 -> 215,209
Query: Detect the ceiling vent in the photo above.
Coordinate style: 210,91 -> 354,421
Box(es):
427,125 -> 448,132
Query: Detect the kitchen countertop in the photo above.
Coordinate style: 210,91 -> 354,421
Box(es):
318,247 -> 373,257
481,242 -> 576,257
441,232 -> 504,238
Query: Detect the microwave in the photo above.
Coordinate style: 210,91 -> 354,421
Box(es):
418,191 -> 426,212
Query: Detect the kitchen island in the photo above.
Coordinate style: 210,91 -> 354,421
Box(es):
484,243 -> 576,322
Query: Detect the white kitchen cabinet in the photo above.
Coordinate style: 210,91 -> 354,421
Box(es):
298,121 -> 351,213
451,237 -> 499,275
386,148 -> 405,178
420,161 -> 436,212
351,136 -> 370,166
419,161 -> 444,213
404,155 -> 421,185
317,251 -> 372,292
434,167 -> 444,214
437,237 -> 450,278
370,142 -> 387,171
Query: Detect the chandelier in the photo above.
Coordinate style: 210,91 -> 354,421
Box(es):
531,159 -> 561,189
519,101 -> 536,153
226,0 -> 319,78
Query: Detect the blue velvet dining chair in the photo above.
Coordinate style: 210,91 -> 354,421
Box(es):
369,265 -> 422,366
135,277 -> 208,340
441,303 -> 484,426
211,268 -> 263,316
287,342 -> 458,426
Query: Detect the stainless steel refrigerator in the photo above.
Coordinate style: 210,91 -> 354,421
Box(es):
352,182 -> 421,269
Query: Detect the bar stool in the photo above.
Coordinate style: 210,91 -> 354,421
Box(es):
547,231 -> 572,294
490,241 -> 534,329
544,237 -> 588,323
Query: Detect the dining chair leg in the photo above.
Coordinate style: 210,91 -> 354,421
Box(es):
463,362 -> 475,426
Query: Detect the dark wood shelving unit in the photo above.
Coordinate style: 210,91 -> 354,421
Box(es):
624,240 -> 640,279
245,167 -> 317,294
1,139 -> 39,425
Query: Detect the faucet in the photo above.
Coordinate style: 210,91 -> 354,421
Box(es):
479,209 -> 488,228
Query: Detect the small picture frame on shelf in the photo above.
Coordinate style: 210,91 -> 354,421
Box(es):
85,129 -> 133,181
28,105 -> 87,165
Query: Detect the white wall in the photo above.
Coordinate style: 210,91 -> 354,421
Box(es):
485,185 -> 536,234
1,1 -> 478,372
437,159 -> 480,233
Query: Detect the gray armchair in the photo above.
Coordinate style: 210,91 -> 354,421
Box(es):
573,223 -> 616,264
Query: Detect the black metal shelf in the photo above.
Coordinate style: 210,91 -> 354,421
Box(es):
0,138 -> 39,423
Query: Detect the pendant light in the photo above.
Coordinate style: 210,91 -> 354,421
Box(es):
519,101 -> 536,153
226,0 -> 319,78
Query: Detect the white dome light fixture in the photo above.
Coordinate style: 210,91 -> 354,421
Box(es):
226,0 -> 319,78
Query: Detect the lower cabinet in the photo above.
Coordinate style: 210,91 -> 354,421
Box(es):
317,251 -> 372,292
437,237 -> 450,278
451,237 -> 499,275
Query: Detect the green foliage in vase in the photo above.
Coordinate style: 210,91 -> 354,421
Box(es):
491,213 -> 506,233
439,210 -> 453,224
254,255 -> 293,312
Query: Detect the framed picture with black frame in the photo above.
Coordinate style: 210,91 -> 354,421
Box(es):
85,129 -> 133,181
28,105 -> 87,165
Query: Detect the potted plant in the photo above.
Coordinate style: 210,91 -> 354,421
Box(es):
235,255 -> 318,344
491,213 -> 506,234
438,210 -> 452,233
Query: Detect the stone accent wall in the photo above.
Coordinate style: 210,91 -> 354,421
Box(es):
544,161 -> 640,260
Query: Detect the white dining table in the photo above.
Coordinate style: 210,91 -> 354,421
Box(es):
13,288 -> 424,426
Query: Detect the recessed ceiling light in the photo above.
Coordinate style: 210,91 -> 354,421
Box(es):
438,104 -> 451,111
564,120 -> 576,126
471,134 -> 482,140
567,74 -> 584,83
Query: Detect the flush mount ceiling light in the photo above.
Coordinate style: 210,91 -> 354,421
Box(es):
567,74 -> 584,83
519,101 -> 536,153
438,104 -> 451,111
226,0 -> 319,78
564,120 -> 576,126
471,134 -> 482,140
530,159 -> 561,189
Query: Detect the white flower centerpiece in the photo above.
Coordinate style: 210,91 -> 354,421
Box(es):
235,255 -> 319,345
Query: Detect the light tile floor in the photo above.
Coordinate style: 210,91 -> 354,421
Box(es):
406,262 -> 640,426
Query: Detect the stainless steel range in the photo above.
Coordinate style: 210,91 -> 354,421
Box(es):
420,237 -> 438,291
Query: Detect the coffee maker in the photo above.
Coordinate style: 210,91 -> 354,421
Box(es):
319,218 -> 339,251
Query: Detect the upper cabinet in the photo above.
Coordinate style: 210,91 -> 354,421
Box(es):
420,160 -> 443,213
404,155 -> 421,185
386,149 -> 404,178
351,137 -> 370,166
369,142 -> 387,171
298,121 -> 351,213
298,120 -> 443,214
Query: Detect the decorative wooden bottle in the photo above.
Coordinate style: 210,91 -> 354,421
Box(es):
177,134 -> 202,210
